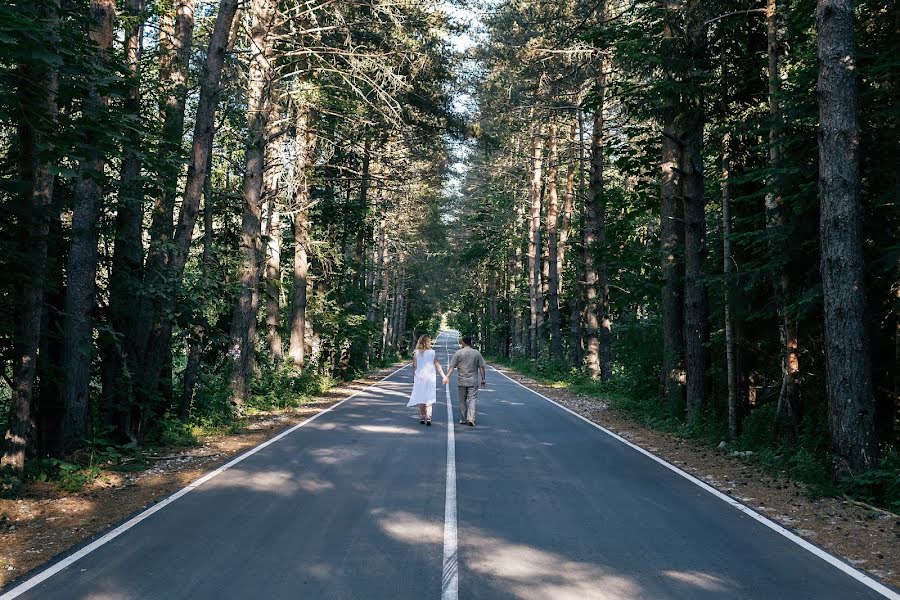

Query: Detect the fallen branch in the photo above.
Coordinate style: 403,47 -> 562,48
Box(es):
841,494 -> 900,519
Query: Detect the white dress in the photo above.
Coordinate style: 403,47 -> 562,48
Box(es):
407,349 -> 437,406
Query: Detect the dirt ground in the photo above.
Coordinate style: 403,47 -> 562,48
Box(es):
0,364 -> 403,588
491,365 -> 900,590
2,362 -> 898,592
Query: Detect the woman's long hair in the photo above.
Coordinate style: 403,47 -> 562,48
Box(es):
416,334 -> 432,351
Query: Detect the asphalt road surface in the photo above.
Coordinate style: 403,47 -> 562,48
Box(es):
3,331 -> 897,600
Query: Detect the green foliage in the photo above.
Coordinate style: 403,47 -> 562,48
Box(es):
247,365 -> 335,413
56,464 -> 102,493
604,315 -> 662,401
25,459 -> 101,493
840,448 -> 900,513
190,371 -> 238,431
158,419 -> 200,447
737,404 -> 779,449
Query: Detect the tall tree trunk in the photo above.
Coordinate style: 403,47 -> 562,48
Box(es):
289,104 -> 314,368
679,1 -> 710,421
682,111 -> 709,421
584,95 -> 606,379
492,269 -> 502,354
390,274 -> 404,352
139,0 -> 196,398
397,280 -> 408,353
356,136 -> 372,290
816,0 -> 878,477
572,110 -> 587,366
528,123 -> 544,360
508,245 -> 518,357
2,0 -> 60,470
558,117 -> 577,295
370,220 -> 385,325
59,0 -> 116,455
35,202 -> 65,457
264,118 -> 284,363
510,193 -> 526,357
660,4 -> 686,412
182,159 -> 215,419
598,238 -> 612,383
596,68 -> 613,383
722,134 -> 745,440
380,259 -> 392,358
229,0 -> 277,407
546,120 -> 564,362
264,203 -> 284,364
104,0 -> 146,434
140,0 -> 239,412
147,0 -> 196,276
541,232 -> 549,350
767,0 -> 802,434
660,128 -> 686,408
289,209 -> 310,369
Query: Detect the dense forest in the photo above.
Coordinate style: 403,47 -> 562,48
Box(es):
447,0 -> 898,498
1,0 -> 457,475
0,0 -> 897,506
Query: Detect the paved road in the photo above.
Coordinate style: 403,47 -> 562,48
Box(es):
3,331 -> 896,599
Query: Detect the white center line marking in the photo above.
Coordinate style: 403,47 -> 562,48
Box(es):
441,331 -> 459,600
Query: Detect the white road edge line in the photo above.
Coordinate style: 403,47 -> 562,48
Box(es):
0,363 -> 412,600
490,366 -> 900,600
440,332 -> 459,600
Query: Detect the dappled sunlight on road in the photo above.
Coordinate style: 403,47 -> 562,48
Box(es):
296,477 -> 336,493
206,468 -> 301,496
359,387 -> 411,401
372,509 -> 443,545
661,570 -> 730,592
459,524 -> 642,599
307,446 -> 367,465
356,424 -> 423,435
367,508 -> 742,600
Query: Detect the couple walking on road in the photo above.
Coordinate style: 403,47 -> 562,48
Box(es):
406,333 -> 487,427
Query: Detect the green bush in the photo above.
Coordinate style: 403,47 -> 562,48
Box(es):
783,447 -> 835,496
158,418 -> 200,447
841,470 -> 900,513
191,371 -> 239,430
57,464 -> 101,493
840,447 -> 900,512
737,403 -> 779,449
23,458 -> 101,493
606,314 -> 662,401
247,365 -> 336,413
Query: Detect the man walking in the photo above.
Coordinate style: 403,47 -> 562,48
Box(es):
443,335 -> 487,426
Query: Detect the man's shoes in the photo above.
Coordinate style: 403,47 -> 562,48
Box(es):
426,419 -> 432,426
420,419 -> 426,424
459,420 -> 467,424
467,421 -> 475,426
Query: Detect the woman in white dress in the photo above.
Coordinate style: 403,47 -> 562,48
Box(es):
407,334 -> 446,426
